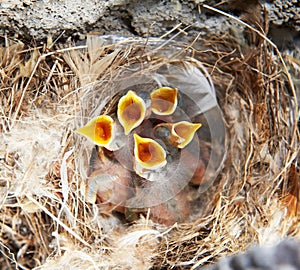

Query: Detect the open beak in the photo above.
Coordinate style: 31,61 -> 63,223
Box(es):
172,121 -> 202,148
76,115 -> 124,151
150,87 -> 178,115
117,90 -> 146,135
133,134 -> 167,180
154,121 -> 201,148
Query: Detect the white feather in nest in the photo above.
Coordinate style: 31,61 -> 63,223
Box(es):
117,229 -> 162,247
254,203 -> 292,246
36,244 -> 111,270
109,228 -> 161,270
1,109 -> 73,201
161,58 -> 217,116
37,222 -> 160,270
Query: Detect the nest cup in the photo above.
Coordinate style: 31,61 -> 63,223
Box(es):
76,36 -> 227,211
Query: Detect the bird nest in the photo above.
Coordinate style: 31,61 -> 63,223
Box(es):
0,10 -> 299,270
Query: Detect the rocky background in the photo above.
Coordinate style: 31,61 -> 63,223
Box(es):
0,0 -> 299,51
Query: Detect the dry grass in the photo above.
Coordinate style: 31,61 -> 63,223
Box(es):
0,5 -> 299,270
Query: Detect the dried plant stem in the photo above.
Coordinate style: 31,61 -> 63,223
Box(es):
25,194 -> 92,249
202,4 -> 297,101
203,4 -> 298,137
11,45 -> 88,128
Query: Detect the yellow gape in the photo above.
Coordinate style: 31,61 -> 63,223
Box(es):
133,134 -> 167,180
76,115 -> 125,151
172,121 -> 202,148
150,87 -> 178,115
154,121 -> 201,148
117,90 -> 146,135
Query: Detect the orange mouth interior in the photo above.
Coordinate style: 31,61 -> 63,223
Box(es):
137,141 -> 152,162
134,135 -> 166,167
94,117 -> 112,144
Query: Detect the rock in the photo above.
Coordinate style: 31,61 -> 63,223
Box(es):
1,0 -> 297,45
0,0 -> 109,41
202,239 -> 300,270
0,0 -> 206,42
266,0 -> 300,32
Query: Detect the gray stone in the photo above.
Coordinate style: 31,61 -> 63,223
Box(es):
266,0 -> 300,31
202,239 -> 300,270
0,0 -> 225,42
0,0 -> 298,49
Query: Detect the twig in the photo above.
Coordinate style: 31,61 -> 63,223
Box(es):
25,194 -> 92,249
11,45 -> 88,128
203,3 -> 299,160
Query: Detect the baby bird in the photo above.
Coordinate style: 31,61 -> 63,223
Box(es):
153,121 -> 202,149
76,115 -> 126,151
133,134 -> 167,181
150,87 -> 178,116
85,147 -> 132,214
76,90 -> 150,150
117,90 -> 147,135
